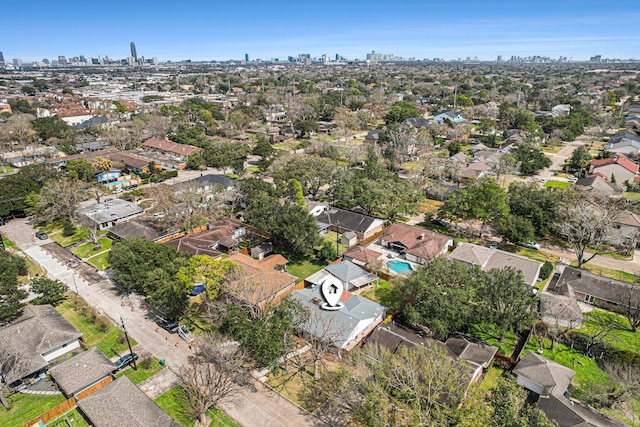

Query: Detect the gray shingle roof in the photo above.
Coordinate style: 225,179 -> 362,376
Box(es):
513,351 -> 575,396
77,199 -> 144,226
555,266 -> 637,307
0,305 -> 82,384
77,376 -> 182,427
49,347 -> 116,396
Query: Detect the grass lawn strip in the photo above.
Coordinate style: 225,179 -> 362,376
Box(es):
56,296 -> 134,357
72,237 -> 113,259
115,358 -> 164,384
45,408 -> 90,427
87,251 -> 111,270
155,386 -> 240,427
0,393 -> 66,427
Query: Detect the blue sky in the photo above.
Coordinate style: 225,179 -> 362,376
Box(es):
4,0 -> 639,61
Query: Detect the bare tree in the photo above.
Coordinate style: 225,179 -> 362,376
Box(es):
76,213 -> 99,245
35,179 -> 87,222
556,193 -> 622,268
177,334 -> 249,425
0,349 -> 29,409
621,281 -> 640,333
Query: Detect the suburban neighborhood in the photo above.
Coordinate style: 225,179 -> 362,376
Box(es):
1,54 -> 640,427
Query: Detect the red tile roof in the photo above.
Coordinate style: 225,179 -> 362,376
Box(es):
142,138 -> 201,157
591,155 -> 639,174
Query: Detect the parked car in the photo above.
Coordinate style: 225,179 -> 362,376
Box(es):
430,218 -> 448,228
0,219 -> 5,226
114,352 -> 138,370
67,259 -> 78,268
153,212 -> 165,219
521,241 -> 540,250
35,231 -> 48,240
489,242 -> 500,249
156,178 -> 165,183
189,284 -> 206,297
113,189 -> 123,194
567,175 -> 578,182
155,316 -> 179,333
539,178 -> 547,184
177,325 -> 194,343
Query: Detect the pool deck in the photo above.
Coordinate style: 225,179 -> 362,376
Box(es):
364,241 -> 422,276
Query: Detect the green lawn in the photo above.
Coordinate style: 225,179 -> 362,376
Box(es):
0,393 -> 67,427
570,262 -> 635,283
46,408 -> 90,427
544,180 -> 572,189
155,386 -> 240,427
469,323 -> 518,357
363,280 -> 403,312
72,237 -> 113,259
583,309 -> 640,355
56,296 -> 134,357
623,192 -> 640,202
116,358 -> 164,384
321,232 -> 350,254
2,235 -> 16,249
87,252 -> 111,270
48,227 -> 91,247
282,253 -> 325,281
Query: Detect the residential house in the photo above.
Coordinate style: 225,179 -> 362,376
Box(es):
226,252 -> 297,307
551,104 -> 572,117
364,129 -> 383,145
164,218 -> 250,257
589,154 -> 638,186
141,138 -> 202,170
77,376 -> 182,427
513,352 -> 625,426
448,242 -> 543,286
290,286 -> 386,351
613,210 -> 640,248
309,203 -> 386,242
76,199 -> 144,230
0,305 -> 83,387
74,116 -> 108,131
73,140 -> 110,153
513,351 -> 575,396
342,245 -> 383,268
380,223 -> 452,264
433,110 -> 464,124
403,117 -> 431,129
549,266 -> 638,315
49,347 -> 116,397
574,176 -> 624,198
108,218 -> 169,241
0,103 -> 12,114
305,260 -> 379,291
624,115 -> 640,133
367,323 -> 497,392
538,292 -> 584,328
604,132 -> 640,158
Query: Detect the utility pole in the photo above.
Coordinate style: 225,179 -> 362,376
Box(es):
335,221 -> 340,256
120,316 -> 137,370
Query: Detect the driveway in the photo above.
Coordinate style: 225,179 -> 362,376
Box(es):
0,219 -> 324,427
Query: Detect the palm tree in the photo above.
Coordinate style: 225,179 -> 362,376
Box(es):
93,157 -> 112,174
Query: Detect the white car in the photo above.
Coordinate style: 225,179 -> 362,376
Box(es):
539,178 -> 547,184
521,241 -> 541,250
567,175 -> 578,182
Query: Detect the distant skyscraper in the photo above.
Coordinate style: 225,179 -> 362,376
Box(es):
130,42 -> 137,61
58,55 -> 67,65
245,53 -> 249,62
0,51 -> 4,67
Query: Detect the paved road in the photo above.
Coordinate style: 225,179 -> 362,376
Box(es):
0,218 -> 324,427
539,134 -> 591,181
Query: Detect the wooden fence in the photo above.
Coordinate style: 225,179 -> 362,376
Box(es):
21,375 -> 113,427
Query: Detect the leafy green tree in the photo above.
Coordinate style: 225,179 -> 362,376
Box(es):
317,241 -> 337,262
567,146 -> 592,176
21,85 -> 36,96
30,278 -> 68,306
481,267 -> 535,340
8,98 -> 35,114
385,101 -> 421,123
271,202 -> 322,255
448,141 -> 462,156
508,182 -> 560,237
65,159 -> 95,181
32,116 -> 76,141
0,251 -> 27,324
440,178 -> 509,233
293,120 -> 319,139
499,215 -> 535,245
513,142 -> 552,174
0,164 -> 61,218
270,154 -> 336,198
397,257 -> 480,339
176,255 -> 235,301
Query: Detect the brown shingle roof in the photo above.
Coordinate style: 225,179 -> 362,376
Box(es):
49,347 -> 115,396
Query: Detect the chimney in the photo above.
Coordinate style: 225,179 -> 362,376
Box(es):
418,233 -> 425,240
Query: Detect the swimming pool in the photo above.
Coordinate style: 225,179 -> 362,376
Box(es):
387,260 -> 414,274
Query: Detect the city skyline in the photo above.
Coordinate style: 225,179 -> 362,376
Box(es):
4,0 -> 639,62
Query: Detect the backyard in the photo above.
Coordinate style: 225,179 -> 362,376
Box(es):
0,393 -> 67,427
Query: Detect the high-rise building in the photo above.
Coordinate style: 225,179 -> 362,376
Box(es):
0,51 -> 4,67
13,58 -> 23,67
130,42 -> 137,61
58,55 -> 67,65
245,53 -> 249,62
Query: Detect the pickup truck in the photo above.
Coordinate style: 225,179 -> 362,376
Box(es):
177,325 -> 194,343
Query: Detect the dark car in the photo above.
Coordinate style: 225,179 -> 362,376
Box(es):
114,352 -> 138,370
430,218 -> 448,228
156,178 -> 165,183
155,316 -> 179,333
190,284 -> 206,297
0,219 -> 5,226
35,231 -> 48,240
